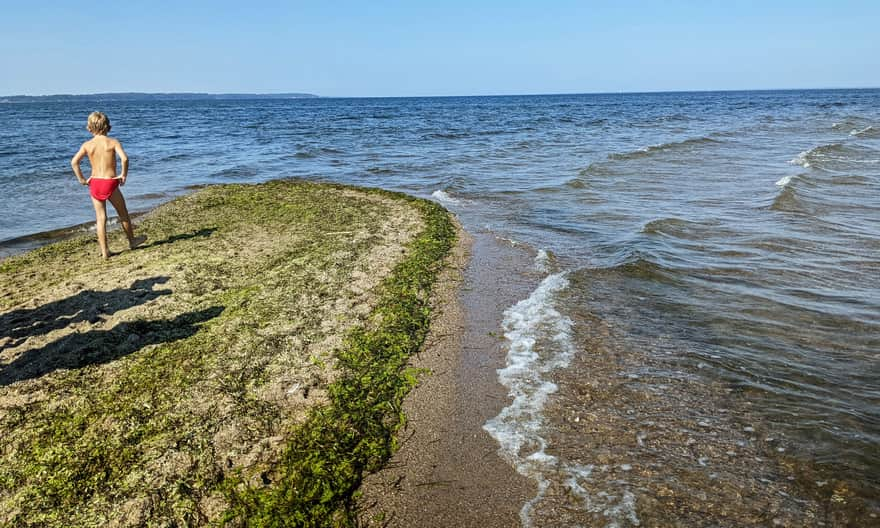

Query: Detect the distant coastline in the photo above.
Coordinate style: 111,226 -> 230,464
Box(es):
0,92 -> 318,103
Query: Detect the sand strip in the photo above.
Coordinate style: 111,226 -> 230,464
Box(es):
360,230 -> 545,527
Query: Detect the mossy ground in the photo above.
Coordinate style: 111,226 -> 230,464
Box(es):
0,180 -> 456,527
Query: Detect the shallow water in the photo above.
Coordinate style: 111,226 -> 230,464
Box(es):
2,90 -> 879,524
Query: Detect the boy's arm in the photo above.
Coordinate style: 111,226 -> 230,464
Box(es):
70,145 -> 88,185
114,140 -> 129,184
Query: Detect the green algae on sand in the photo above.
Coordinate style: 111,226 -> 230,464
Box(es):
0,180 -> 456,527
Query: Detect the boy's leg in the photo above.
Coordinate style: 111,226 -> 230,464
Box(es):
108,189 -> 146,249
91,197 -> 110,258
107,189 -> 134,241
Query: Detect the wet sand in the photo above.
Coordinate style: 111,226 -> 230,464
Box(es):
359,231 -> 545,527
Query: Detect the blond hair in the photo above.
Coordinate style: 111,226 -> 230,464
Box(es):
87,111 -> 111,135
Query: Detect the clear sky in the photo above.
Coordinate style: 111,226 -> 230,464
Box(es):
2,1 -> 877,97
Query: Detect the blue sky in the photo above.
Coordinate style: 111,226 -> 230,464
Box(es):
1,1 -> 877,97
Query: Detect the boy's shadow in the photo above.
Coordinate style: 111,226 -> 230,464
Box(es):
0,306 -> 224,386
140,227 -> 216,250
1,276 -> 172,351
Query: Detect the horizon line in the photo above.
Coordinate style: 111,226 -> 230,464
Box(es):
3,86 -> 879,100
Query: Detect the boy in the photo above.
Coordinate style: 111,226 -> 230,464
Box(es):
71,112 -> 145,259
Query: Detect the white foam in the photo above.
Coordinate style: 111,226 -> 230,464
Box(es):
788,151 -> 811,168
849,126 -> 880,138
483,272 -> 575,527
431,189 -> 460,204
775,175 -> 793,187
484,274 -> 642,527
534,249 -> 550,273
567,461 -> 640,526
600,490 -> 640,528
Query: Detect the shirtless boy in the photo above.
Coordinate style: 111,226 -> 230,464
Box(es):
71,112 -> 145,259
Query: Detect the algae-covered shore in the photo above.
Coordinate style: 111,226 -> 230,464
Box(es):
0,180 -> 457,526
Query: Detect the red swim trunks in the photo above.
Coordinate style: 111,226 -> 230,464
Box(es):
89,178 -> 120,201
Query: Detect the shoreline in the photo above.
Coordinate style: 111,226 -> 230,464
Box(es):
5,180 -> 875,525
0,212 -> 152,260
359,230 -> 546,527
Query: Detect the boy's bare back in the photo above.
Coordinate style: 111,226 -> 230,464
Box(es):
76,135 -> 127,181
71,111 -> 143,259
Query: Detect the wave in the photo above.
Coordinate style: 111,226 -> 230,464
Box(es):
211,166 -> 258,179
424,132 -> 469,140
477,129 -> 509,137
831,174 -> 872,185
534,249 -> 551,273
770,185 -> 809,214
850,126 -> 880,139
788,143 -> 846,169
513,140 -> 536,151
789,143 -> 880,173
611,255 -> 679,283
640,218 -> 708,241
607,136 -> 721,161
775,175 -> 793,187
832,118 -> 867,131
366,167 -> 395,175
431,189 -> 461,204
483,273 -> 575,528
564,177 -> 590,189
658,113 -> 690,122
291,147 -> 345,159
160,152 -> 193,162
577,162 -> 617,177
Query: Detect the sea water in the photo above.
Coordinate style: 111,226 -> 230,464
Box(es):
2,90 -> 878,524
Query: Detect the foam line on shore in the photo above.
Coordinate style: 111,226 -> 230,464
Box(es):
483,272 -> 574,527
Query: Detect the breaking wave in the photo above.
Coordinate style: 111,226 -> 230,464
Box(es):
534,249 -> 551,273
789,143 -> 846,169
789,143 -> 880,173
776,175 -> 793,187
431,189 -> 461,204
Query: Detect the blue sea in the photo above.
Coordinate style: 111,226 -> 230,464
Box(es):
2,90 -> 878,524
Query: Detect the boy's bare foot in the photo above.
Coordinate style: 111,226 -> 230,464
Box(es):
100,251 -> 117,260
129,235 -> 147,250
